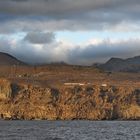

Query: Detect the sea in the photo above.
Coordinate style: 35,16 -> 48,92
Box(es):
0,120 -> 139,140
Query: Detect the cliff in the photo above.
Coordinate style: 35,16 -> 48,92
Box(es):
0,79 -> 139,120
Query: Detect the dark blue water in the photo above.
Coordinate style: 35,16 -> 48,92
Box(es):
0,121 -> 139,140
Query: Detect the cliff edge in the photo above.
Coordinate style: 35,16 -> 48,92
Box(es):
0,79 -> 139,120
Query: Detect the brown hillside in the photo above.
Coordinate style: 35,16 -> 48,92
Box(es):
0,52 -> 25,65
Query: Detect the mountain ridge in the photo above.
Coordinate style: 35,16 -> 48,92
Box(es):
0,52 -> 140,72
0,52 -> 26,65
99,55 -> 140,72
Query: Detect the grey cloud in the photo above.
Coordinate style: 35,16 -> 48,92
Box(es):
0,37 -> 140,65
0,0 -> 139,17
11,0 -> 29,2
0,38 -> 53,64
24,32 -> 55,44
0,0 -> 140,65
0,0 -> 140,20
0,0 -> 134,15
67,39 -> 140,65
0,14 -> 139,35
0,0 -> 140,32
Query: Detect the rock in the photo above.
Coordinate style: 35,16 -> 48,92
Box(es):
2,112 -> 12,120
0,79 -> 139,120
0,79 -> 12,100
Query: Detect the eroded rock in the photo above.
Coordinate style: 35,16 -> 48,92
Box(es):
0,79 -> 12,100
0,79 -> 139,120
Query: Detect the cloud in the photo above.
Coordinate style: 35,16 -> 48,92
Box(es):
24,32 -> 55,44
67,38 -> 140,65
0,0 -> 140,32
0,0 -> 139,17
0,0 -> 140,65
0,36 -> 140,65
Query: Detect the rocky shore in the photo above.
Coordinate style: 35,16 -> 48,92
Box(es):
0,79 -> 139,120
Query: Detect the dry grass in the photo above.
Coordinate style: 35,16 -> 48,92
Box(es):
0,65 -> 139,88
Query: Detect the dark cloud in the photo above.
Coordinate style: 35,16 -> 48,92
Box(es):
11,0 -> 29,2
0,0 -> 135,16
0,0 -> 139,18
24,32 -> 55,44
0,0 -> 140,32
0,0 -> 140,22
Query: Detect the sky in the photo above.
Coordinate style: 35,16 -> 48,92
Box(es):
0,0 -> 140,65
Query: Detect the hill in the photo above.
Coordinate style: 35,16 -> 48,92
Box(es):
0,52 -> 26,65
99,56 -> 140,72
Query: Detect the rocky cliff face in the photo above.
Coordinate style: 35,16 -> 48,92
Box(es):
0,79 -> 139,120
0,79 -> 12,100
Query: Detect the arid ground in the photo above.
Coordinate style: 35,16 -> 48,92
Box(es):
0,65 -> 140,88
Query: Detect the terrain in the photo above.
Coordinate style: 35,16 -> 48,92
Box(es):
0,53 -> 139,120
0,52 -> 26,66
99,56 -> 140,72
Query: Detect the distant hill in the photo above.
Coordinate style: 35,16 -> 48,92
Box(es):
0,52 -> 26,65
99,56 -> 140,72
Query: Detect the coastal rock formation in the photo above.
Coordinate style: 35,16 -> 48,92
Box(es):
0,79 -> 139,120
0,79 -> 12,100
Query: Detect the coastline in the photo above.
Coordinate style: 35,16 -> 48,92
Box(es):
0,79 -> 139,121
